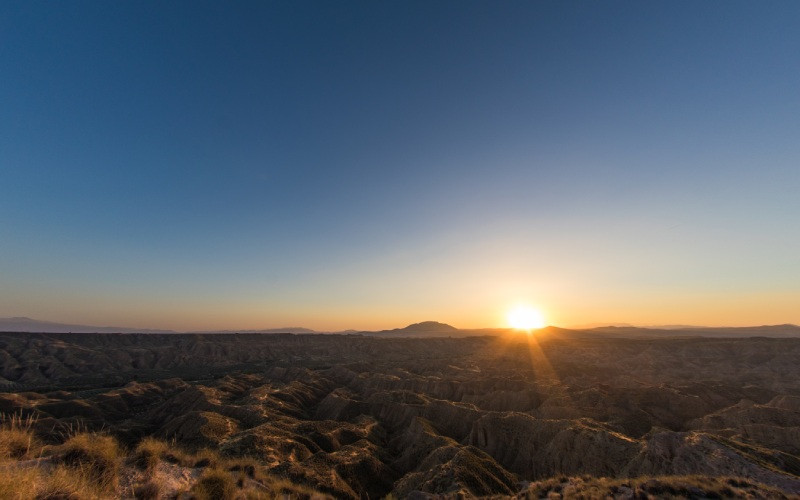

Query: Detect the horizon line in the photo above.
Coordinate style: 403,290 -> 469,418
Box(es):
1,316 -> 798,334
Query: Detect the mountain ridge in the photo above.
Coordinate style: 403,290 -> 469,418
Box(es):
0,316 -> 175,334
2,316 -> 799,338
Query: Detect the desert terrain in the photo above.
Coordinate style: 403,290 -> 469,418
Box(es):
1,326 -> 800,498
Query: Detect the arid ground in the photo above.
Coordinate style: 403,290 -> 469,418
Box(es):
2,328 -> 800,498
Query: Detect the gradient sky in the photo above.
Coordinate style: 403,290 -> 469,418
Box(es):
2,1 -> 799,331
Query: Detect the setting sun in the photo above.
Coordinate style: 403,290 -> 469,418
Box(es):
507,305 -> 546,330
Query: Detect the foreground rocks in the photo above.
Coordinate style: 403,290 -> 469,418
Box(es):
1,331 -> 800,497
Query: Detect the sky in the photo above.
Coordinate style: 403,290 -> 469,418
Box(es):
2,1 -> 799,331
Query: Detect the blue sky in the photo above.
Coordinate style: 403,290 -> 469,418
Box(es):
2,1 -> 799,330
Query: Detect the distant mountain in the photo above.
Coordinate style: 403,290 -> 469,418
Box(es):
4,316 -> 797,338
646,324 -> 707,330
0,317 -> 175,334
189,327 -> 318,334
372,322 -> 800,339
568,322 -> 636,329
398,321 -> 459,332
585,324 -> 800,338
244,327 -> 317,334
361,321 -> 459,337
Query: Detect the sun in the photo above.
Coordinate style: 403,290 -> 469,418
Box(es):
507,305 -> 546,330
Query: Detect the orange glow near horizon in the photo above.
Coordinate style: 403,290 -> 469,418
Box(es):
8,290 -> 800,332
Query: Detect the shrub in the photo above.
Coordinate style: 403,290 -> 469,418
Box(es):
0,413 -> 40,462
134,480 -> 160,500
57,433 -> 120,491
227,457 -> 260,479
33,464 -> 97,500
163,450 -> 184,464
192,468 -> 237,500
259,477 -> 324,499
0,468 -> 38,499
192,448 -> 221,468
132,437 -> 167,470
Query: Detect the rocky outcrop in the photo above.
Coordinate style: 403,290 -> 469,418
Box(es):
624,431 -> 800,493
467,413 -> 639,479
159,410 -> 239,449
393,445 -> 517,497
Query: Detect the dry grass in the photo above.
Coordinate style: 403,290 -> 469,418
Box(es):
0,425 -> 329,500
256,477 -> 327,499
522,474 -> 792,499
0,464 -> 107,499
132,436 -> 168,470
191,447 -> 221,468
227,456 -> 260,481
0,413 -> 41,462
143,437 -> 223,469
225,457 -> 325,499
133,479 -> 161,500
0,414 -> 110,499
0,467 -> 39,499
56,433 -> 120,491
192,467 -> 237,500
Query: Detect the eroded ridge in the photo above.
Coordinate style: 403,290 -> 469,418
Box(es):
1,332 -> 800,498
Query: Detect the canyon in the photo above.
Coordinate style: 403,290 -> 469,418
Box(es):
1,328 -> 799,497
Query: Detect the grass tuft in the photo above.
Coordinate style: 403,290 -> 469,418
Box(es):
192,468 -> 237,500
133,480 -> 160,500
57,433 -> 120,491
192,448 -> 221,468
0,413 -> 40,462
523,474 -> 791,499
132,437 -> 168,470
3,464 -> 99,500
227,456 -> 260,478
0,428 -> 328,499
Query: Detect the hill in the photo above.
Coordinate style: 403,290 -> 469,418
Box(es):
0,317 -> 174,334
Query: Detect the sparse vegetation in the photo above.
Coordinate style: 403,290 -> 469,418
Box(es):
0,413 -> 40,462
257,477 -> 327,499
57,433 -> 120,490
192,447 -> 222,468
133,479 -> 160,500
132,436 -> 168,470
0,415 -> 329,499
0,414 -> 121,498
0,463 -> 106,500
228,456 -> 259,478
522,475 -> 792,499
0,467 -> 38,499
192,467 -> 237,500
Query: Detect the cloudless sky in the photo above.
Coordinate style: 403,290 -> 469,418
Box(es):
2,1 -> 799,330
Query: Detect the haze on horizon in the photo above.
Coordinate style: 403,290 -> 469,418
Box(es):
2,2 -> 799,332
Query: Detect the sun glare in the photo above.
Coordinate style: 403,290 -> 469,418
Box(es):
507,305 -> 546,330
